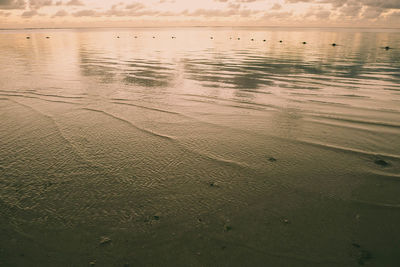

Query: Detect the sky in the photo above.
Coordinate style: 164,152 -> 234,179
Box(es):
0,0 -> 399,28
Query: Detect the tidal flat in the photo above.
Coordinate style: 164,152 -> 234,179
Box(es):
0,27 -> 400,266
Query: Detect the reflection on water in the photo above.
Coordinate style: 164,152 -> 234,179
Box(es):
1,27 -> 400,266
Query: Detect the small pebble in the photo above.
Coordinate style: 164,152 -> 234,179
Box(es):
100,236 -> 111,245
209,182 -> 219,187
268,157 -> 277,162
224,224 -> 232,232
374,159 -> 389,167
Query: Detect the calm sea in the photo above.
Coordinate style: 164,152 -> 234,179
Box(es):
1,27 -> 400,266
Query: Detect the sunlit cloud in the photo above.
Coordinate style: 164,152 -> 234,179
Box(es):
0,0 -> 399,28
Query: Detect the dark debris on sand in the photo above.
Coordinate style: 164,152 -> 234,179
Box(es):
374,159 -> 389,167
351,243 -> 373,265
223,224 -> 232,232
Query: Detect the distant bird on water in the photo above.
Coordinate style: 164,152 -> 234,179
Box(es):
302,41 -> 307,44
385,46 -> 390,50
263,40 -> 266,42
134,36 -> 138,38
279,40 -> 283,43
153,36 -> 155,39
251,38 -> 254,41
46,36 -> 50,39
117,36 -> 120,38
332,43 -> 337,46
237,37 -> 240,40
26,37 -> 30,39
210,37 -> 213,39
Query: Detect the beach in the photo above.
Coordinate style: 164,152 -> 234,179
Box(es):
1,27 -> 400,266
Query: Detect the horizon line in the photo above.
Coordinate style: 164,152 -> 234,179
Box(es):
1,25 -> 400,31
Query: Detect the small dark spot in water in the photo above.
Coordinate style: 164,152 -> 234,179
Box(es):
268,157 -> 277,162
279,40 -> 283,43
385,46 -> 390,50
263,40 -> 266,42
46,37 -> 50,39
221,245 -> 227,250
251,39 -> 254,41
210,37 -> 213,39
198,218 -> 203,222
124,264 -> 130,267
20,253 -> 24,257
332,43 -> 337,46
374,159 -> 389,167
26,37 -> 30,39
117,36 -> 120,38
352,243 -> 361,248
134,36 -> 137,38
153,36 -> 155,39
237,38 -> 240,40
303,42 -> 307,44
153,215 -> 160,220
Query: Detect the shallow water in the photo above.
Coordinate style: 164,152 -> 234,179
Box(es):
1,27 -> 400,266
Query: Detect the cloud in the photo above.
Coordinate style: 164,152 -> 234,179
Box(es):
1,0 -> 400,27
65,0 -> 83,6
271,3 -> 282,10
0,0 -> 25,9
0,10 -> 11,15
72,9 -> 97,17
285,0 -> 400,9
29,0 -> 53,9
21,9 -> 38,17
52,8 -> 67,17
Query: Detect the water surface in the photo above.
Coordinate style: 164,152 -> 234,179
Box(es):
1,27 -> 400,266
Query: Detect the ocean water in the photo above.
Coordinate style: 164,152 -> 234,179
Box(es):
0,27 -> 400,266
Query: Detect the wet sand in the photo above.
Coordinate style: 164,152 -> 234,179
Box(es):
0,27 -> 400,266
